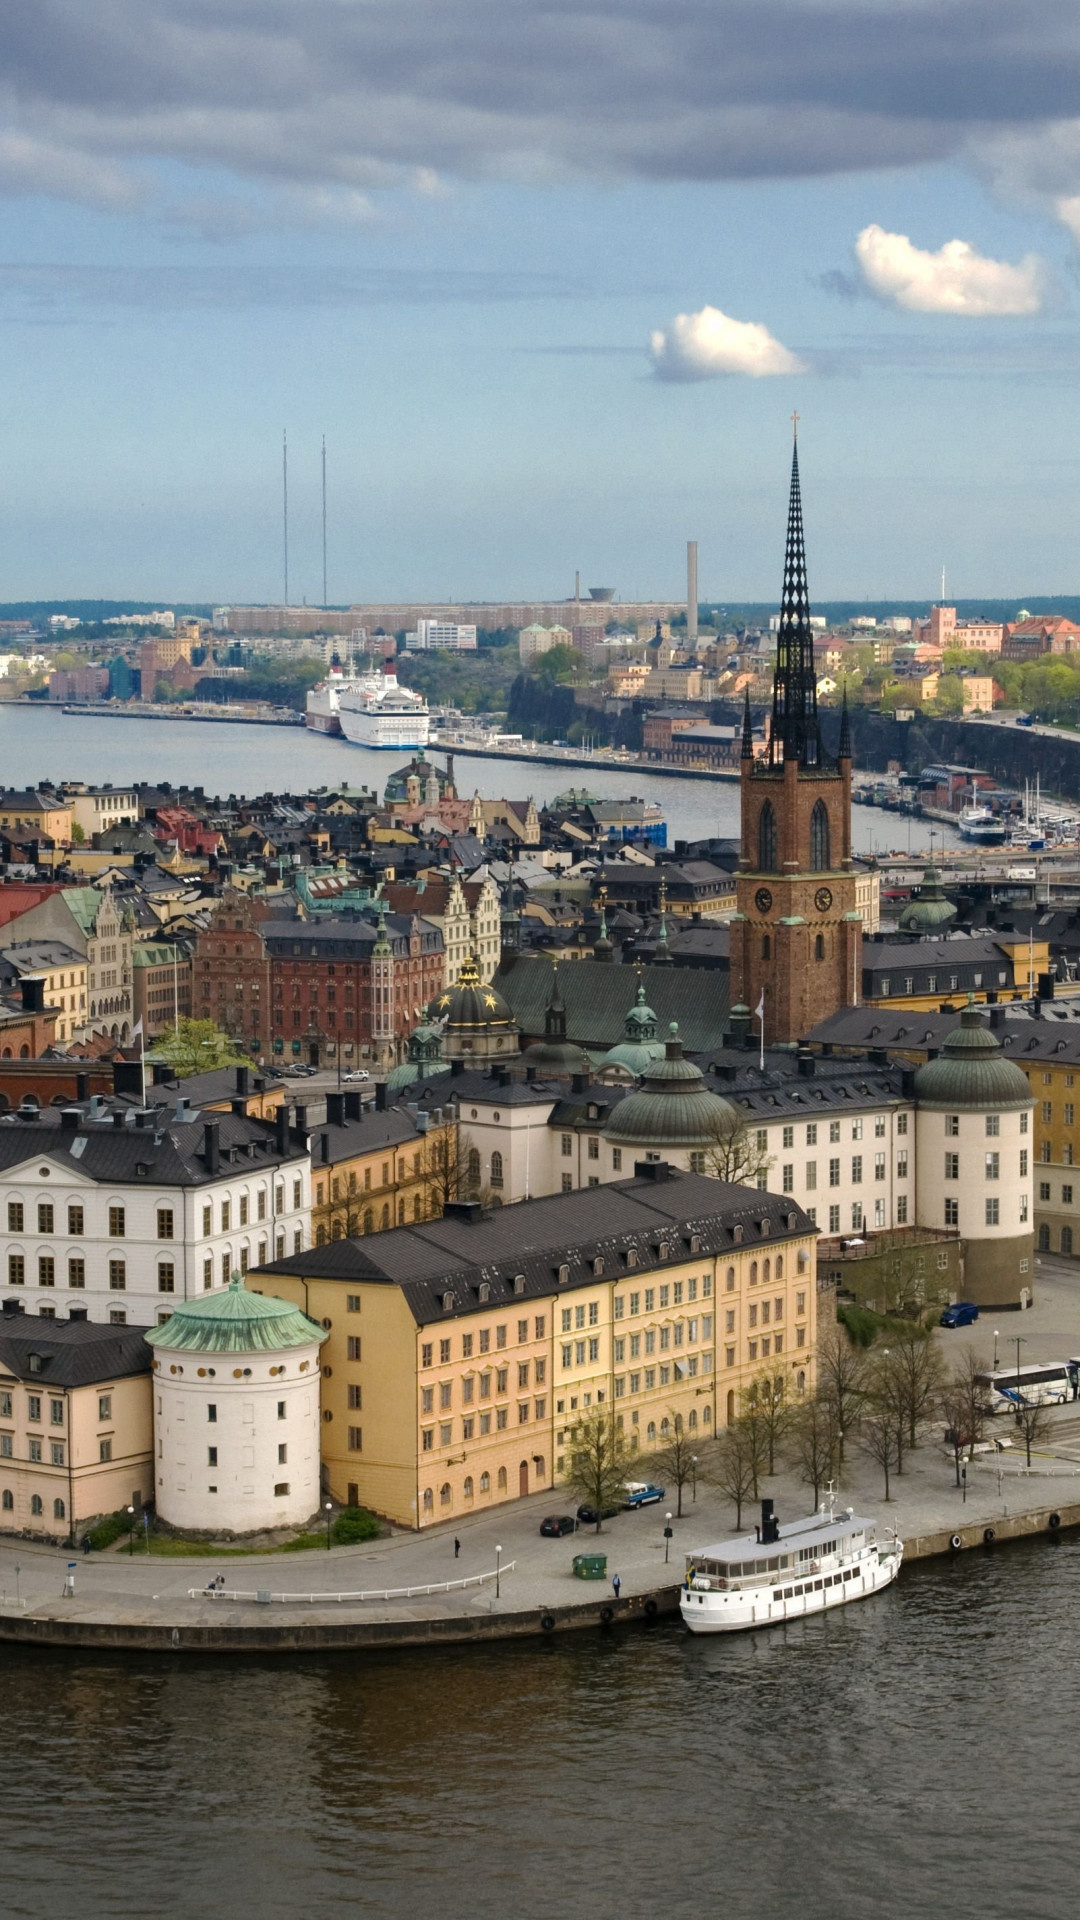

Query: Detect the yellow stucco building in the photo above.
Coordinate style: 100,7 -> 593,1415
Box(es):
251,1165 -> 817,1529
309,1092 -> 458,1245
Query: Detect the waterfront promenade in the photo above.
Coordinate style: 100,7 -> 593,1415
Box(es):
1,1262 -> 1078,1652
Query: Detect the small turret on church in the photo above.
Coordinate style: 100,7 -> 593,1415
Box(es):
731,429 -> 859,1045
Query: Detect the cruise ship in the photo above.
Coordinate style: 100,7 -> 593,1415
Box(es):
680,1494 -> 902,1634
305,663 -> 369,735
337,659 -> 430,750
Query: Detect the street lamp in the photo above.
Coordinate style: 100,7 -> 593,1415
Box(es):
993,1328 -> 1000,1371
664,1512 -> 673,1564
127,1504 -> 135,1556
495,1544 -> 502,1598
691,1455 -> 698,1503
1014,1335 -> 1027,1425
325,1500 -> 333,1549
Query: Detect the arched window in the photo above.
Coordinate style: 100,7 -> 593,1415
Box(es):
796,1370 -> 806,1393
463,1476 -> 474,1499
422,1488 -> 433,1512
440,1482 -> 452,1506
1038,1224 -> 1051,1251
363,1210 -> 373,1235
53,1498 -> 65,1520
1,1489 -> 11,1511
810,800 -> 830,871
762,934 -> 771,960
413,1194 -> 422,1221
749,1261 -> 758,1285
646,1422 -> 656,1442
30,1494 -> 42,1516
703,1406 -> 712,1426
815,934 -> 825,961
726,1390 -> 735,1424
380,1204 -> 390,1230
479,1471 -> 491,1494
775,1255 -> 783,1279
660,1416 -> 670,1435
490,1150 -> 504,1190
331,1219 -> 344,1241
763,1258 -> 771,1283
397,1200 -> 405,1225
726,1266 -> 735,1289
688,1408 -> 697,1429
467,1148 -> 481,1189
497,1466 -> 508,1491
315,1225 -> 327,1247
758,801 -> 778,872
1063,1226 -> 1074,1256
674,1413 -> 683,1434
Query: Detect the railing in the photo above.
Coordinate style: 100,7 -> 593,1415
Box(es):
187,1561 -> 516,1605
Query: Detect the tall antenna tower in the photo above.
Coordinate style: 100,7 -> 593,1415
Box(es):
282,428 -> 289,608
321,435 -> 328,608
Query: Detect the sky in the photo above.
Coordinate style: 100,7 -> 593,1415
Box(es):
4,1 -> 1080,606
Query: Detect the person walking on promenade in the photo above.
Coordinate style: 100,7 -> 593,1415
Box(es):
454,1537 -> 461,1559
612,1573 -> 622,1601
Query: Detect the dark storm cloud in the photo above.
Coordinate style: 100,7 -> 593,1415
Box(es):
1,0 -> 1080,217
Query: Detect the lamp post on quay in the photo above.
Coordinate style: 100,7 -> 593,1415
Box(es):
664,1513 -> 673,1564
325,1500 -> 333,1549
495,1544 -> 502,1598
127,1505 -> 135,1556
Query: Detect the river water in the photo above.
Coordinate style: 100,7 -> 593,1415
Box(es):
3,1537 -> 1073,1920
3,704 -> 955,856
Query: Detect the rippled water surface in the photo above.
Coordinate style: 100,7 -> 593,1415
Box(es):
3,1540 -> 1075,1920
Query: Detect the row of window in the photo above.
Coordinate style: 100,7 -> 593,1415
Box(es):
419,1465 -> 520,1510
0,1390 -> 110,1422
942,1198 -> 1029,1227
781,1153 -> 905,1193
422,1402 -> 549,1448
5,1189 -> 304,1242
612,1276 -> 712,1316
1,1492 -> 68,1519
943,1152 -> 1028,1180
421,1363 -> 543,1413
420,1319 -> 546,1368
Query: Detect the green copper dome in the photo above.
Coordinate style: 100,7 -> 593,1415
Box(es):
146,1274 -> 329,1354
387,1016 -> 451,1091
913,1004 -> 1033,1112
898,862 -> 958,935
602,980 -> 665,1079
605,1024 -> 737,1146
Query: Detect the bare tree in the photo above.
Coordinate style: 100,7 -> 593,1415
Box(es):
859,1404 -> 902,1500
562,1410 -> 640,1534
1014,1395 -> 1053,1468
730,1401 -> 769,1498
890,1322 -> 947,1451
701,1425 -> 758,1529
865,1346 -> 909,1477
421,1122 -> 472,1211
944,1348 -> 991,1462
815,1321 -> 867,1465
786,1394 -> 841,1508
702,1109 -> 773,1189
648,1413 -> 697,1518
743,1369 -> 792,1476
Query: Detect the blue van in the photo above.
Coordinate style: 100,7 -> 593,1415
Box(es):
940,1301 -> 979,1328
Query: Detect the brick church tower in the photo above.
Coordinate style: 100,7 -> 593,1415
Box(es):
731,431 -> 860,1045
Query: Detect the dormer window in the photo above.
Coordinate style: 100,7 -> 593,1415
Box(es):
732,1225 -> 744,1244
626,1248 -> 639,1268
592,1257 -> 604,1277
658,1240 -> 670,1260
478,1282 -> 491,1304
689,1235 -> 701,1255
513,1274 -> 526,1296
442,1291 -> 454,1312
557,1264 -> 570,1286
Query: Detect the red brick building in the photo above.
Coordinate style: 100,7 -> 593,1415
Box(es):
263,911 -> 444,1069
192,890 -> 272,1057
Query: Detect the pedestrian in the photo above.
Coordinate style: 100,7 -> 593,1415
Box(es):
454,1537 -> 461,1560
216,1574 -> 226,1592
612,1573 -> 622,1601
82,1534 -> 91,1556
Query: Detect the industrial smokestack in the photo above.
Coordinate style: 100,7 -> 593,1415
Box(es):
686,540 -> 699,650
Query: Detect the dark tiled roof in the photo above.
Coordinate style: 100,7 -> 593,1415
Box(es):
310,1108 -> 426,1166
493,955 -> 729,1052
0,1316 -> 152,1386
256,1168 -> 815,1325
0,1104 -> 305,1187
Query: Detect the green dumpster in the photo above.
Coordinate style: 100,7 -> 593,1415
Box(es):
572,1552 -> 607,1580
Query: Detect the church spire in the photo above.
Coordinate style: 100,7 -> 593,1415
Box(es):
769,420 -> 825,770
838,682 -> 851,761
741,687 -> 754,760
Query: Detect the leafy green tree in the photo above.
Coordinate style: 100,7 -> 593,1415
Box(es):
932,675 -> 965,716
533,644 -> 583,686
562,1409 -> 640,1533
148,1018 -> 249,1078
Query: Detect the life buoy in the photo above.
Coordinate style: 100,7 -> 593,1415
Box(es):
599,1605 -> 614,1625
949,1533 -> 963,1551
644,1598 -> 658,1618
540,1612 -> 556,1632
983,1527 -> 996,1545
1049,1512 -> 1062,1530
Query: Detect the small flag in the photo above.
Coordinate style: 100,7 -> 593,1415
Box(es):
755,992 -> 765,1021
131,1018 -> 144,1041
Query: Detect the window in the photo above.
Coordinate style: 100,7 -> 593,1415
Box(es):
99,1438 -> 112,1463
6,1202 -> 22,1232
108,1206 -> 125,1237
985,1152 -> 1000,1181
109,1260 -> 126,1291
347,1336 -> 361,1361
897,1152 -> 908,1180
896,1195 -> 908,1224
851,1156 -> 862,1185
7,1254 -> 23,1287
782,1164 -> 794,1193
986,1114 -> 1000,1138
945,1116 -> 959,1138
986,1198 -> 1000,1226
157,1208 -> 174,1240
561,1173 -> 573,1194
67,1204 -> 83,1237
440,1339 -> 451,1364
202,1205 -> 212,1236
829,1158 -> 840,1188
758,801 -> 778,872
37,1257 -> 54,1288
36,1202 -> 54,1236
945,1153 -> 959,1180
561,1133 -> 572,1156
157,1262 -> 175,1293
612,1149 -> 622,1171
874,1153 -> 886,1181
490,1150 -> 504,1190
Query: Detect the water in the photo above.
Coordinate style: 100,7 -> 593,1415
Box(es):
3,705 -> 954,855
2,1538 -> 1074,1920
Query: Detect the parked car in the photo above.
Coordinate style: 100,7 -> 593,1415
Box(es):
940,1301 -> 980,1328
622,1482 -> 666,1508
539,1514 -> 576,1538
576,1501 -> 620,1525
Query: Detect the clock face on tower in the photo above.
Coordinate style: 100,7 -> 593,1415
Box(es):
755,887 -> 773,914
814,886 -> 834,913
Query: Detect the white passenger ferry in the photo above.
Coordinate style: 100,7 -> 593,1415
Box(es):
680,1494 -> 902,1634
337,660 -> 430,750
305,663 -> 369,734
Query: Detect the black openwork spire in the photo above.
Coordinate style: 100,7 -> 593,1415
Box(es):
837,683 -> 851,760
769,422 -> 826,768
741,687 -> 754,760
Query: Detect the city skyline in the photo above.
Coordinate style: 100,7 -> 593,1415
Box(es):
2,7 -> 1080,599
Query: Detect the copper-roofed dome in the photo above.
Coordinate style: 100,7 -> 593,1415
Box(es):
913,1003 -> 1033,1111
436,953 -> 519,1061
145,1273 -> 328,1354
898,862 -> 958,936
605,1024 -> 737,1147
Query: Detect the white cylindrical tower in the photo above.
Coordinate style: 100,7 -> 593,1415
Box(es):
914,1003 -> 1034,1308
147,1274 -> 328,1534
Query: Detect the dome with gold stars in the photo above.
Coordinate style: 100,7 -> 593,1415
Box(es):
435,953 -> 520,1061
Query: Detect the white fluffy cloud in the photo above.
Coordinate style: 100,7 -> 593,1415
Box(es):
854,224 -> 1043,315
649,306 -> 805,381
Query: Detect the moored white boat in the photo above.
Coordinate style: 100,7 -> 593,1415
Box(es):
337,660 -> 430,750
305,663 -> 369,734
680,1494 -> 902,1634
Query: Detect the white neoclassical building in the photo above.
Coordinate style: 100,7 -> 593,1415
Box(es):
146,1275 -> 327,1533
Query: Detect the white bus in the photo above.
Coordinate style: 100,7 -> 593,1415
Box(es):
975,1362 -> 1075,1415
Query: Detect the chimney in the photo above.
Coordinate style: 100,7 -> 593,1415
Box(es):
344,1090 -> 363,1121
571,1071 -> 589,1095
59,1108 -> 80,1132
274,1105 -> 289,1156
112,1060 -> 143,1099
234,1065 -> 250,1097
76,1072 -> 89,1102
203,1120 -> 221,1175
1038,972 -> 1055,1001
20,977 -> 45,1014
797,1049 -> 816,1077
293,1103 -> 308,1137
1,1297 -> 23,1317
375,1082 -> 387,1111
633,1160 -> 671,1182
320,1130 -> 331,1165
760,1497 -> 779,1545
326,1091 -> 345,1127
989,1004 -> 1007,1031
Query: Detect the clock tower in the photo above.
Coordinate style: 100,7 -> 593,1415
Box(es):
731,429 -> 860,1045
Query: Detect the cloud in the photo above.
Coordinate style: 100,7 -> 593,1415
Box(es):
2,2 -> 1080,224
853,224 -> 1044,315
649,305 -> 805,380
